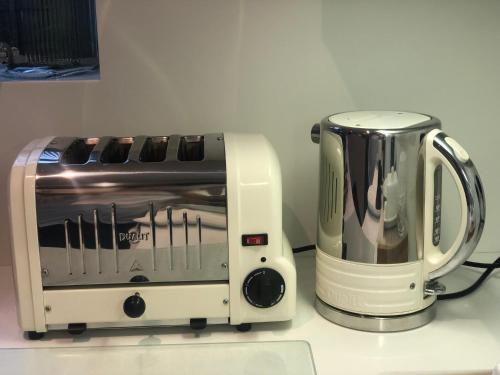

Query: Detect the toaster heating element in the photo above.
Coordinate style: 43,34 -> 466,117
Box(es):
10,133 -> 296,338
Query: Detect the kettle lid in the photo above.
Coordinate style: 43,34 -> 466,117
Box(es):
329,111 -> 433,131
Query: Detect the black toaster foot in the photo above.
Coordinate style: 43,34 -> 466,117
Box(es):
236,323 -> 252,332
190,318 -> 207,330
27,331 -> 45,340
68,323 -> 87,335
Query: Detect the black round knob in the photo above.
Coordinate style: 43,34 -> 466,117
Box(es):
242,268 -> 285,308
129,275 -> 149,283
123,293 -> 145,318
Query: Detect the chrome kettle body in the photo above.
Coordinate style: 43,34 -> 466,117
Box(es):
311,111 -> 485,332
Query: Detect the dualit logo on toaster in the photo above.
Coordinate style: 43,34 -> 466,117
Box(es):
119,232 -> 150,243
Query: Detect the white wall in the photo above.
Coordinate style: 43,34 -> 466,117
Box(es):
0,0 -> 499,266
0,85 -> 85,265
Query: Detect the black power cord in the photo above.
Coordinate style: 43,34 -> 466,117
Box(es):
292,244 -> 316,253
437,256 -> 500,300
292,244 -> 500,300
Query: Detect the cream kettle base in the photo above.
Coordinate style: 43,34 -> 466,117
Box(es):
315,297 -> 437,332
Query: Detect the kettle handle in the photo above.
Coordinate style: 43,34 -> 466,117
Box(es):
422,129 -> 485,281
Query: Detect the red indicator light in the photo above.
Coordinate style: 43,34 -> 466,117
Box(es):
247,236 -> 263,245
242,234 -> 268,247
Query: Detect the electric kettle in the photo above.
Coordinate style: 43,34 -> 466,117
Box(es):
311,111 -> 485,332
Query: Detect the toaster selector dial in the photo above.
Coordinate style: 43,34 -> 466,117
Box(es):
123,293 -> 146,318
243,268 -> 285,308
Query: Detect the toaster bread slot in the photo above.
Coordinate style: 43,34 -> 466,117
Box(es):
101,137 -> 134,164
178,136 -> 204,161
140,136 -> 168,162
62,138 -> 99,164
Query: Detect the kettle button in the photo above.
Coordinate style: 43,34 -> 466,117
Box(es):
444,137 -> 470,163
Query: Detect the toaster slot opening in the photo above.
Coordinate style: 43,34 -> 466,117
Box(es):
140,136 -> 168,162
62,138 -> 99,164
178,136 -> 204,161
101,137 -> 134,164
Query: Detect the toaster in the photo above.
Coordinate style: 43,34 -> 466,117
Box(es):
9,133 -> 296,339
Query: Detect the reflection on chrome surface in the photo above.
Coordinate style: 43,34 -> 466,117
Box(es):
316,116 -> 441,264
36,134 -> 229,286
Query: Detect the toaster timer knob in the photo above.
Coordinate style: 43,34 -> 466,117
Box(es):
243,268 -> 285,308
123,293 -> 146,318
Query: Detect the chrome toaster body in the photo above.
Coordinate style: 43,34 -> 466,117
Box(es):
10,133 -> 296,337
37,135 -> 228,287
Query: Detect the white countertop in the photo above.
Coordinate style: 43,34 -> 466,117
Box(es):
1,252 -> 500,375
